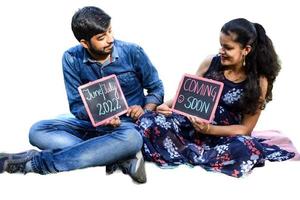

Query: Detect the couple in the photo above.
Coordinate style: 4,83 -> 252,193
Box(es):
0,6 -> 295,183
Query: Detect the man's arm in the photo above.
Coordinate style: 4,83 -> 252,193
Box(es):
133,46 -> 164,109
62,51 -> 89,120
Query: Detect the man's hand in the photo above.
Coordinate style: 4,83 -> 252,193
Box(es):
104,116 -> 121,128
127,105 -> 144,121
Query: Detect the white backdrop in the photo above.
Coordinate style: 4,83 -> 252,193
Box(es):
0,0 -> 299,199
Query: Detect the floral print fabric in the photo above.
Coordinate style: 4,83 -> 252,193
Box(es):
137,112 -> 295,177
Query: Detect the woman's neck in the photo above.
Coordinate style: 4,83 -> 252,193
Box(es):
224,65 -> 246,82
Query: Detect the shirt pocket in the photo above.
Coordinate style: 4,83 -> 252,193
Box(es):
116,72 -> 141,96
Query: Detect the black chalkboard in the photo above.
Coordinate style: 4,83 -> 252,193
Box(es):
78,74 -> 128,127
172,74 -> 224,122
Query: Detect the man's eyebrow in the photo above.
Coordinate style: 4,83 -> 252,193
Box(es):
96,33 -> 106,37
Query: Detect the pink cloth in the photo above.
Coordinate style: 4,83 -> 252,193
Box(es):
252,130 -> 300,160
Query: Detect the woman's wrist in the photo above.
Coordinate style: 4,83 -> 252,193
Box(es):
206,124 -> 210,134
201,123 -> 210,134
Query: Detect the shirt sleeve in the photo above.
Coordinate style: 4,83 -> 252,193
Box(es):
62,51 -> 89,120
132,46 -> 164,105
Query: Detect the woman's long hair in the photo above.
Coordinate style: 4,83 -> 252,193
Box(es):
221,18 -> 281,115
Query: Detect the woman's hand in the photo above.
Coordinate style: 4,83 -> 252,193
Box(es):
188,116 -> 210,134
156,103 -> 172,116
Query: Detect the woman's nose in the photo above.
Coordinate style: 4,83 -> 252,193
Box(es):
219,47 -> 225,55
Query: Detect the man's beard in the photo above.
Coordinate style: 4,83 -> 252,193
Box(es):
89,44 -> 113,58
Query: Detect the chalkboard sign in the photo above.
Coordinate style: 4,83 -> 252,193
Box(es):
172,74 -> 224,123
78,74 -> 128,127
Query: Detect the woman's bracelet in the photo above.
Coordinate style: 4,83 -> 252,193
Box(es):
206,124 -> 210,133
201,123 -> 210,134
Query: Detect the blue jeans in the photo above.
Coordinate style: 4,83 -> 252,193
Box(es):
28,114 -> 143,174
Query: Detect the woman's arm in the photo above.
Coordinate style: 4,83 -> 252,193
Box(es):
156,55 -> 214,115
192,76 -> 268,136
195,55 -> 214,77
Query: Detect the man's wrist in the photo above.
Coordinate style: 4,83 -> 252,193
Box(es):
143,108 -> 152,113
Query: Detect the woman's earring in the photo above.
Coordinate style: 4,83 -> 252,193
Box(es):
243,55 -> 246,66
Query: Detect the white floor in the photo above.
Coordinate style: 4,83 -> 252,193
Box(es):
1,161 -> 300,200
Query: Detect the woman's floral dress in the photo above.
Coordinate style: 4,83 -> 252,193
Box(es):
137,56 -> 294,177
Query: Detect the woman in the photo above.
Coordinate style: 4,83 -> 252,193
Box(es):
137,18 -> 295,177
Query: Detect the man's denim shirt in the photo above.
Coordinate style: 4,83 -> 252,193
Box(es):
62,39 -> 164,121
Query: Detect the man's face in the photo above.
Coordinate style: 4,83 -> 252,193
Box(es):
83,24 -> 114,58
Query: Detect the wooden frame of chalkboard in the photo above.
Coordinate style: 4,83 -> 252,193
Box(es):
78,74 -> 129,127
172,73 -> 224,123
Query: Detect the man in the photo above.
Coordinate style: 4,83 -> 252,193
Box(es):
0,6 -> 164,184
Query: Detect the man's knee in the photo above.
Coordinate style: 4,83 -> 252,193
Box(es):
28,120 -> 52,147
126,130 -> 143,153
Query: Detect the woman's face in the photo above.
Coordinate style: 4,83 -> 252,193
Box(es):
219,32 -> 246,67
